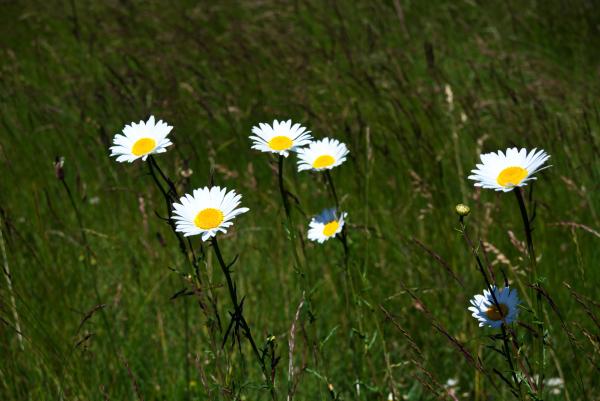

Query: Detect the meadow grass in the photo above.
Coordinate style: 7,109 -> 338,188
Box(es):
1,1 -> 599,400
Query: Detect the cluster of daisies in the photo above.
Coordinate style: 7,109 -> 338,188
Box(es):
110,117 -> 350,245
250,119 -> 349,243
109,116 -> 551,330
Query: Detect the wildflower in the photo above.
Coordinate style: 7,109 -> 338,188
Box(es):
468,148 -> 550,192
171,186 -> 249,241
250,119 -> 312,157
468,286 -> 520,328
110,116 -> 173,162
307,208 -> 346,243
297,138 -> 349,172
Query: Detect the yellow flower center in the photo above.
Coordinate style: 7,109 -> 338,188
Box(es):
497,166 -> 528,187
485,303 -> 509,321
313,155 -> 335,169
194,208 -> 224,230
132,137 -> 157,156
268,136 -> 293,151
322,220 -> 339,237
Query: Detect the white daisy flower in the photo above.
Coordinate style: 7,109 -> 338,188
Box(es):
468,286 -> 520,328
250,119 -> 312,157
297,138 -> 349,172
171,186 -> 249,241
307,208 -> 347,243
468,147 -> 550,192
110,116 -> 173,163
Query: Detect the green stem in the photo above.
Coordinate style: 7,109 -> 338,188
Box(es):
211,237 -> 276,399
148,156 -> 220,328
149,155 -> 179,202
278,155 -> 291,219
324,171 -> 339,210
514,188 -> 544,397
325,170 -> 349,266
276,156 -> 304,275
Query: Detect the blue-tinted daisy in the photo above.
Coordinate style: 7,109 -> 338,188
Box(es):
307,208 -> 347,243
250,119 -> 312,157
468,148 -> 550,192
110,116 -> 173,162
297,138 -> 349,172
468,286 -> 520,328
172,186 -> 249,241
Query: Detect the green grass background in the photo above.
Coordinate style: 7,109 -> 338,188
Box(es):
1,1 -> 599,400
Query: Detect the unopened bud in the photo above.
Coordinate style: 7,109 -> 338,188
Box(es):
455,204 -> 470,217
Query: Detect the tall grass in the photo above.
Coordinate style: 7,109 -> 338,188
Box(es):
1,1 -> 599,400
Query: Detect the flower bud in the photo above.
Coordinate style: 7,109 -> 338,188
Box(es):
455,204 -> 470,217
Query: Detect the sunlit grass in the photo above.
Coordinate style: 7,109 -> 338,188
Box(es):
0,1 -> 598,400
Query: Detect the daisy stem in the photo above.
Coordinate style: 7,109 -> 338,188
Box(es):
278,155 -> 291,219
149,155 -> 178,201
148,157 -> 213,294
324,171 -> 339,210
210,237 -> 275,398
459,221 -> 498,302
501,325 -> 524,400
148,158 -> 210,290
325,171 -> 349,265
148,157 -> 204,271
276,155 -> 306,277
514,187 -> 544,396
